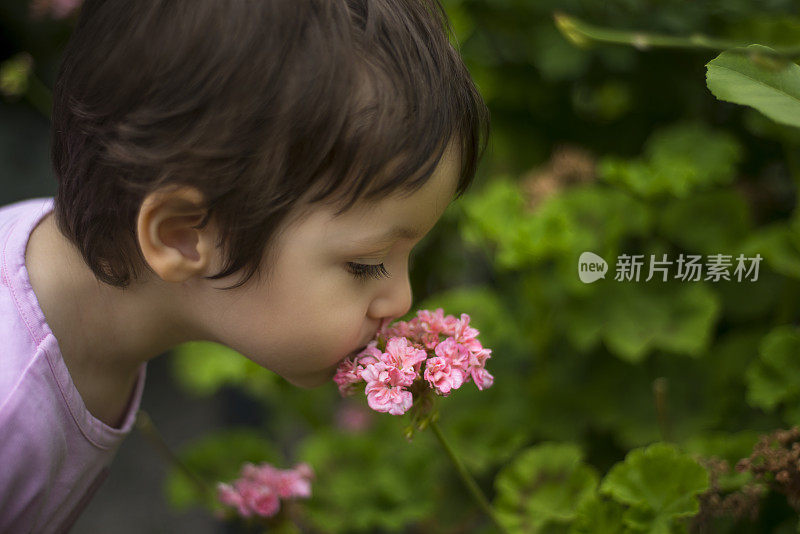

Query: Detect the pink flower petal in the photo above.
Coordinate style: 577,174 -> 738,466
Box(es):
365,381 -> 413,415
217,462 -> 314,518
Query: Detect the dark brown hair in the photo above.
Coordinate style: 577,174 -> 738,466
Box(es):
51,0 -> 490,290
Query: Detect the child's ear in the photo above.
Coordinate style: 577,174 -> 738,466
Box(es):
136,186 -> 220,283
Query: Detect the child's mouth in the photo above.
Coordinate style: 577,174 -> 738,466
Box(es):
343,344 -> 369,361
349,345 -> 368,357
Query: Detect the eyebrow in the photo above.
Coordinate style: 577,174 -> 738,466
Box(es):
350,225 -> 424,245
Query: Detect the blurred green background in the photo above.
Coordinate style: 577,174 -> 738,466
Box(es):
2,0 -> 800,532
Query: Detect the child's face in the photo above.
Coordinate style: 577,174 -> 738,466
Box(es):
197,144 -> 461,388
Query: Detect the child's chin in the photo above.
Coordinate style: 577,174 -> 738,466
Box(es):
285,368 -> 336,389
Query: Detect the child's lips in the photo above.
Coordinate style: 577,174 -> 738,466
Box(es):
343,342 -> 371,361
349,345 -> 368,357
342,331 -> 379,361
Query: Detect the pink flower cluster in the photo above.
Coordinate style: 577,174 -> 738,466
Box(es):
217,462 -> 313,518
334,309 -> 494,415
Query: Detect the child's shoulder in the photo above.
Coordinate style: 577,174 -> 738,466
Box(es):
0,195 -> 53,217
0,196 -> 56,402
0,197 -> 53,235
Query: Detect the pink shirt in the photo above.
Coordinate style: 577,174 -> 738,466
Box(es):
0,197 -> 147,533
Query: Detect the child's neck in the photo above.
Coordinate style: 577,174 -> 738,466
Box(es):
25,212 -> 200,427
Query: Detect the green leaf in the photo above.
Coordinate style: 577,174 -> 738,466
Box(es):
462,180 -> 652,277
298,428 -> 438,533
565,281 -> 720,363
599,122 -> 741,198
657,190 -> 752,255
682,431 -> 760,467
600,443 -> 708,530
459,177 -> 533,269
744,108 -> 800,145
610,282 -> 719,362
534,185 -> 652,265
706,45 -> 800,128
681,431 -> 760,492
494,442 -> 599,533
741,222 -> 800,280
745,325 -> 800,411
570,495 -> 631,534
437,375 -> 535,475
622,505 -> 682,534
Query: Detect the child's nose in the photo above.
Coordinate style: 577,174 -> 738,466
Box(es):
369,270 -> 413,324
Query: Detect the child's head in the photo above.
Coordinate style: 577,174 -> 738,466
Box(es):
49,0 -> 489,386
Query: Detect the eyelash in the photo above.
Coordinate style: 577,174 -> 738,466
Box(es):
346,262 -> 390,281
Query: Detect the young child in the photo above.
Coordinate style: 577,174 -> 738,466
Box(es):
0,0 -> 488,531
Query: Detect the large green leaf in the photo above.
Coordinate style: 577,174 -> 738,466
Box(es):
570,495 -> 631,534
599,122 -> 741,198
298,428 -> 438,533
706,45 -> 800,128
531,185 -> 652,273
606,282 -> 719,362
657,190 -> 752,255
745,325 -> 800,411
741,219 -> 800,280
461,179 -> 652,281
600,443 -> 708,533
564,280 -> 720,363
459,177 -> 537,270
437,374 -> 535,476
494,442 -> 599,533
681,431 -> 760,492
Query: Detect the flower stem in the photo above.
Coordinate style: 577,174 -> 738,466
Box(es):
554,12 -> 800,59
135,410 -> 215,505
429,421 -> 508,534
653,377 -> 671,442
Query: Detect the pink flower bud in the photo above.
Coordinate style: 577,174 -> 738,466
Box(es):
217,462 -> 314,518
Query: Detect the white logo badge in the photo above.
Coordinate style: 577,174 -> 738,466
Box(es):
578,251 -> 608,283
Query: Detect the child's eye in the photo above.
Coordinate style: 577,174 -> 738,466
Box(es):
346,262 -> 390,281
